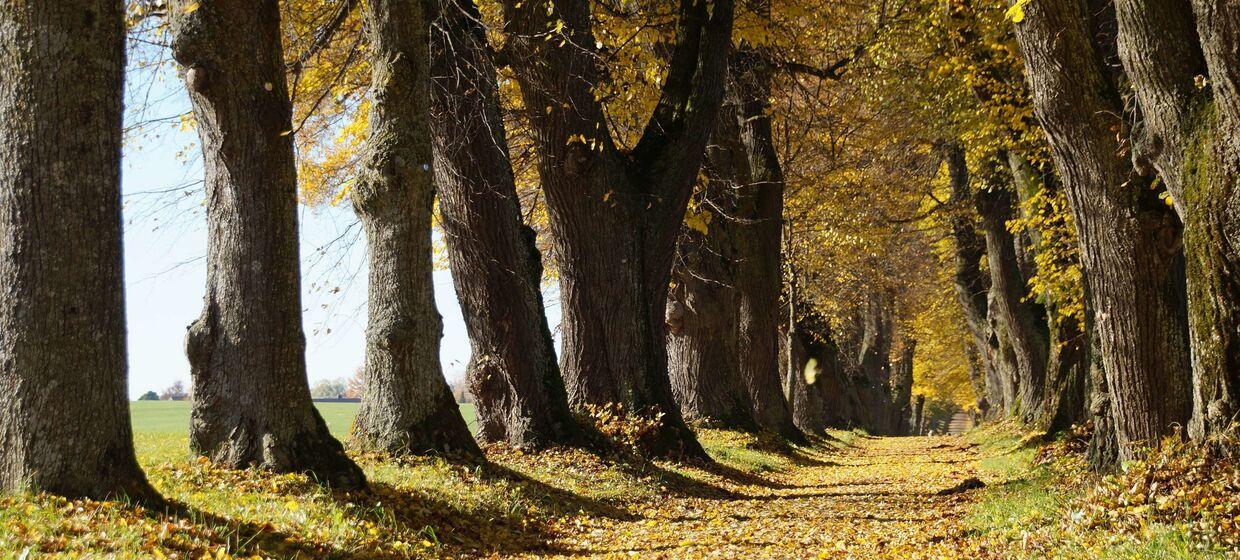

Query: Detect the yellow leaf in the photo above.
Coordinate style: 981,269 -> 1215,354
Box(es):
183,1 -> 201,14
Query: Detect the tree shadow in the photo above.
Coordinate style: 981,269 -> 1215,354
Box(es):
148,499 -> 371,559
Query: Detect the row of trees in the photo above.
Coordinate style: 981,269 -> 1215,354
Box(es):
2,0 -> 1235,502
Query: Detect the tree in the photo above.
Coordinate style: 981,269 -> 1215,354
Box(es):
161,380 -> 189,401
429,0 -> 590,449
349,0 -> 479,458
1111,0 -> 1240,441
499,0 -> 735,458
169,0 -> 365,487
667,124 -> 758,431
729,46 -> 805,442
0,0 -> 156,502
310,378 -> 348,399
139,391 -> 161,402
344,368 -> 364,399
975,164 -> 1049,422
1008,0 -> 1192,461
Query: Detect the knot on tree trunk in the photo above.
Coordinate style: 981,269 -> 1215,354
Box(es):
666,300 -> 686,334
366,315 -> 416,352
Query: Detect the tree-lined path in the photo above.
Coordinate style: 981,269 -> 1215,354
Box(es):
518,436 -> 983,559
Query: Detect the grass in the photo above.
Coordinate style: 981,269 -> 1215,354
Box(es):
961,421 -> 1235,559
0,405 -> 817,559
129,401 -> 477,437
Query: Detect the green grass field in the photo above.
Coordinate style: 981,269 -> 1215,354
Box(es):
129,401 -> 476,438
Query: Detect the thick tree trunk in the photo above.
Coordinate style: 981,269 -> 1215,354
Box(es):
1186,0 -> 1240,439
667,117 -> 755,429
1114,0 -> 1240,439
169,0 -> 364,487
501,0 -> 734,459
1010,0 -> 1193,461
350,0 -> 479,458
0,0 -> 156,501
731,51 -> 803,443
975,177 -> 1050,422
428,0 -> 587,449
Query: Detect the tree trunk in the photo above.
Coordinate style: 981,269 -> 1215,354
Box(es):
428,0 -> 587,450
1113,0 -> 1240,439
0,0 -> 157,502
667,114 -> 755,430
500,0 -> 734,459
889,339 -> 916,435
853,292 -> 895,434
913,395 -> 926,436
349,0 -> 480,458
169,0 -> 364,487
975,172 -> 1050,422
779,305 -> 847,434
944,143 -> 1003,415
1186,0 -> 1240,439
1010,0 -> 1193,461
1007,154 -> 1088,435
731,50 -> 804,443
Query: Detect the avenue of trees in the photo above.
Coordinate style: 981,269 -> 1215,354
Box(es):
0,0 -> 1236,502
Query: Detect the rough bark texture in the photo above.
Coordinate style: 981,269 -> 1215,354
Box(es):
350,0 -> 480,458
731,51 -> 803,442
1114,0 -> 1240,439
1186,0 -> 1240,438
169,0 -> 364,487
429,0 -> 586,449
0,0 -> 157,501
975,176 -> 1050,422
1010,0 -> 1193,461
500,0 -> 734,459
667,112 -> 756,430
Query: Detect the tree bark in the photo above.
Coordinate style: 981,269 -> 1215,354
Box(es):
169,0 -> 364,487
889,339 -> 916,435
1113,0 -> 1240,439
1007,154 -> 1088,435
852,292 -> 896,434
779,304 -> 848,434
913,395 -> 926,436
428,0 -> 587,450
731,49 -> 804,443
1009,0 -> 1193,461
667,113 -> 756,430
500,0 -> 734,459
975,170 -> 1050,422
943,143 -> 1004,415
1185,0 -> 1240,439
0,0 -> 157,502
348,0 -> 480,458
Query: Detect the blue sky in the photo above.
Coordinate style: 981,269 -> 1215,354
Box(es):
119,52 -> 529,399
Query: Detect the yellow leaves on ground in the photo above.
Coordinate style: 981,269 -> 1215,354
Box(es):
1,428 -> 1234,558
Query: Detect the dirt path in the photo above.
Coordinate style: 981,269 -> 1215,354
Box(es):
517,436 -> 983,559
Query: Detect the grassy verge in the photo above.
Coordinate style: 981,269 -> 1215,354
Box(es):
0,416 -> 831,559
962,421 -> 1237,559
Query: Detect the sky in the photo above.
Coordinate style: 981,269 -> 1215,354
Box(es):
119,51 -> 545,399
